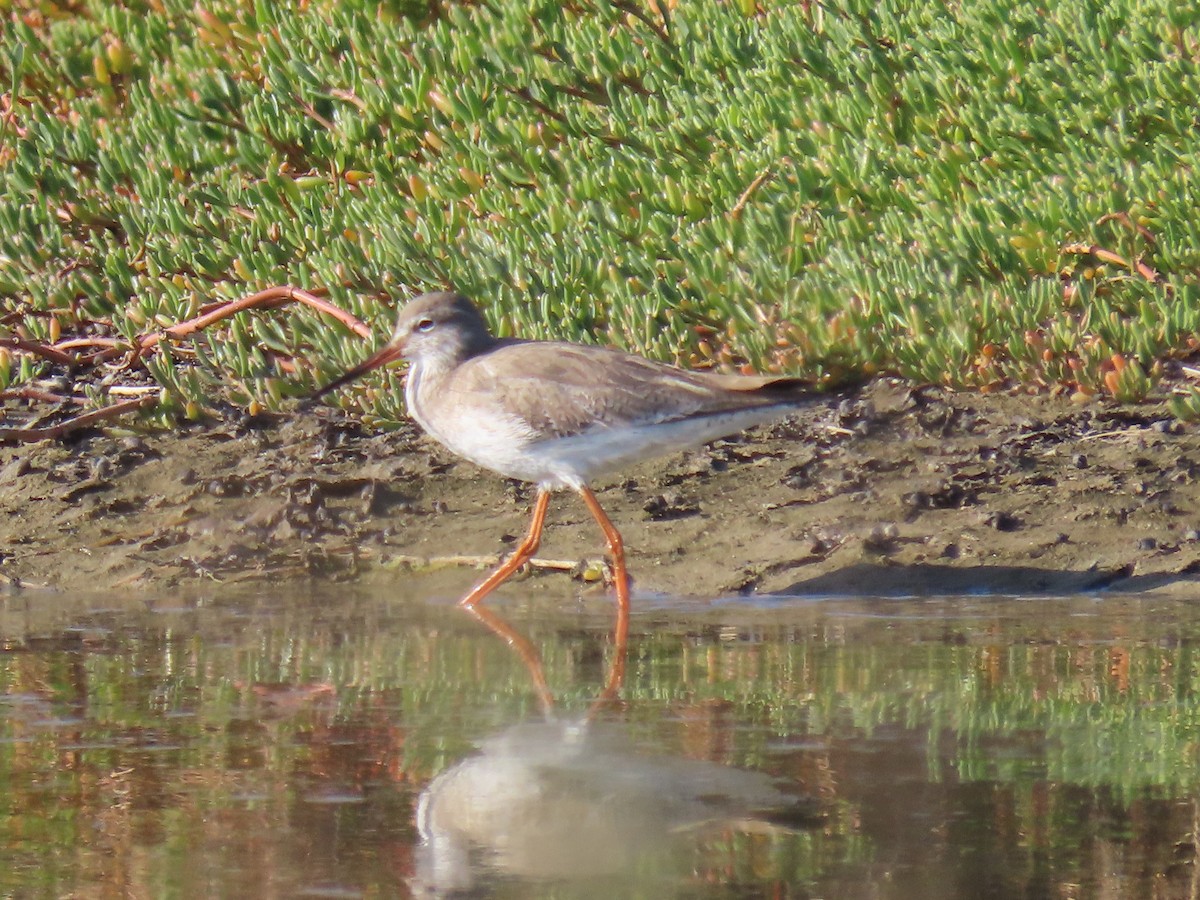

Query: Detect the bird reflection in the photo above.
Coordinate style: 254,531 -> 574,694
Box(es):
412,601 -> 817,894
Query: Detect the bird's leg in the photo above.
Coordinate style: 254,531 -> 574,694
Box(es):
459,488 -> 551,608
578,487 -> 632,615
578,487 -> 630,710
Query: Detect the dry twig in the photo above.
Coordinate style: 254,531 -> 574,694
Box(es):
0,395 -> 158,442
1061,242 -> 1171,291
730,165 -> 776,221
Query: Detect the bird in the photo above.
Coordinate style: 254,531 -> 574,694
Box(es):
315,291 -> 814,611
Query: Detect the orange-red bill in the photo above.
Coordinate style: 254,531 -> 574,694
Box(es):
311,342 -> 405,399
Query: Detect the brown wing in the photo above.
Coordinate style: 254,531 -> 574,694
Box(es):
446,341 -> 813,440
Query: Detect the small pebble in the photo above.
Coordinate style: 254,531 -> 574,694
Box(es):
1072,453 -> 1088,469
904,491 -> 930,510
1136,537 -> 1158,551
864,523 -> 899,550
985,511 -> 1022,532
359,482 -> 379,516
809,535 -> 832,554
0,457 -> 31,480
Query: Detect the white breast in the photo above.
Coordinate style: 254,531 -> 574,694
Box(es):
407,362 -> 554,485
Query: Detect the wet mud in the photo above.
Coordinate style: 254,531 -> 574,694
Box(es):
3,381 -> 1200,600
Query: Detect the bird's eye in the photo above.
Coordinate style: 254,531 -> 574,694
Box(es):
415,317 -> 435,333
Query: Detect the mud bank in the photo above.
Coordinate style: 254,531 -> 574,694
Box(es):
4,382 -> 1200,600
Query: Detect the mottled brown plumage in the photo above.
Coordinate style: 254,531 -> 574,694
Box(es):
317,291 -> 814,610
433,340 -> 805,441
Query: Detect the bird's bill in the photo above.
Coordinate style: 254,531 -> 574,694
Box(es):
312,341 -> 405,399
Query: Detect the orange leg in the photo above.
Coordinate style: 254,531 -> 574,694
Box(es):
459,486 -> 630,715
459,489 -> 551,608
578,486 -> 631,614
578,486 -> 630,712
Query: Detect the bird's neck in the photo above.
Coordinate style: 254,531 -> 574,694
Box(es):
404,334 -> 509,420
412,335 -> 493,382
403,348 -> 468,426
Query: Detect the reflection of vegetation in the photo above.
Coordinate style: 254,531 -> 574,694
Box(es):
2,595 -> 1200,895
631,625 -> 1200,801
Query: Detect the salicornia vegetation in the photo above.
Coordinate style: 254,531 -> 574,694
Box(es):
2,0 -> 1199,428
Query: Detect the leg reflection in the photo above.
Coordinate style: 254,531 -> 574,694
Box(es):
459,598 -> 628,717
461,603 -> 555,715
589,596 -> 628,717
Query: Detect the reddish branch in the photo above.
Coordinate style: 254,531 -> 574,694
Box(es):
2,284 -> 373,442
1,387 -> 87,405
124,285 -> 371,361
2,335 -> 77,367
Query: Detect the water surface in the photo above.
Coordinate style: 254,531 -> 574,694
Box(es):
2,584 -> 1199,898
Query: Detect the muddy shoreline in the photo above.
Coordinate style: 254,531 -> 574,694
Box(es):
4,381 -> 1200,600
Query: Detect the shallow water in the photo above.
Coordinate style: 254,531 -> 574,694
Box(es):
3,583 -> 1200,898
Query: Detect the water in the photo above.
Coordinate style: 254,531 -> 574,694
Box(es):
2,584 -> 1200,898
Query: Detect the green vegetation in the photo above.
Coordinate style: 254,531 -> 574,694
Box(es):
2,0 -> 1199,428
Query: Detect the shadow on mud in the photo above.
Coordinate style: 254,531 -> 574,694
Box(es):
776,560 -> 1200,598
